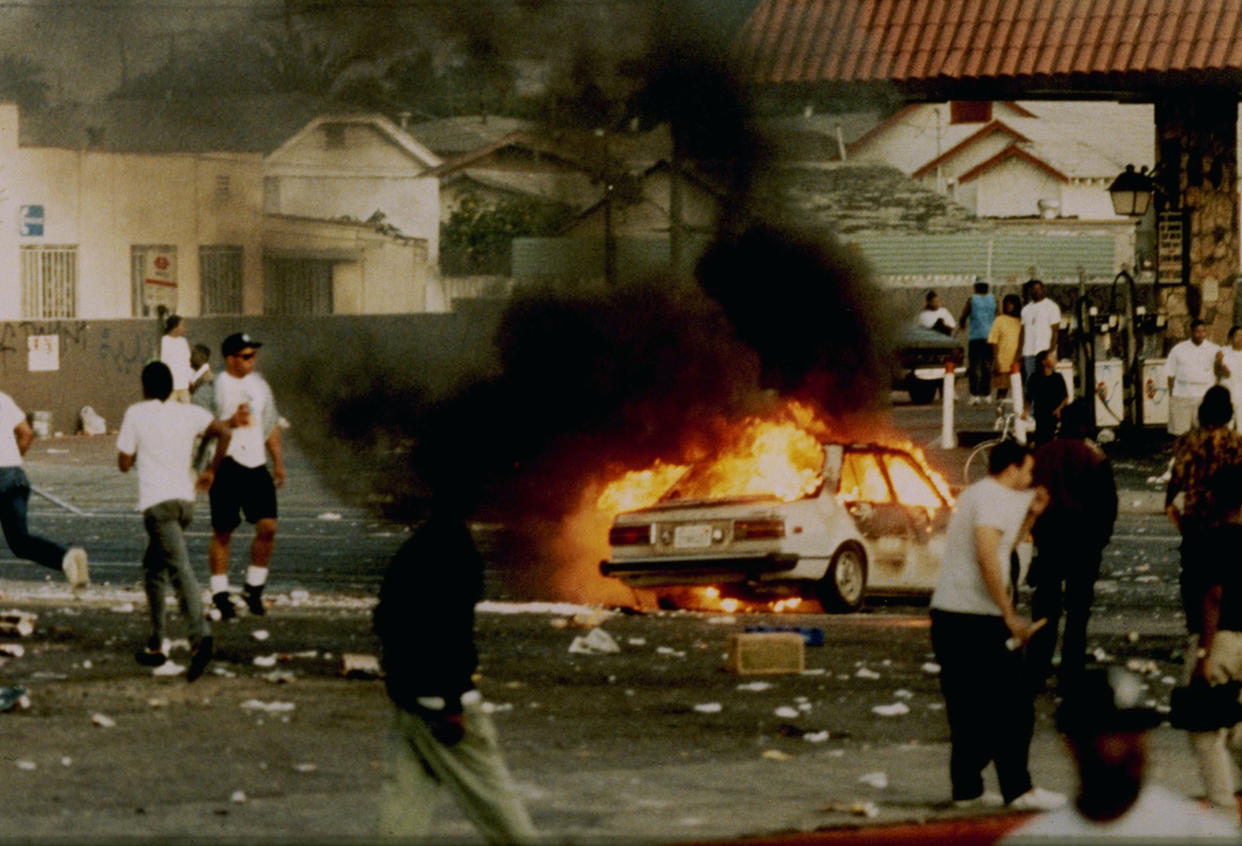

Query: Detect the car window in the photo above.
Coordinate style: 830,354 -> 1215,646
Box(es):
838,453 -> 893,503
882,455 -> 946,510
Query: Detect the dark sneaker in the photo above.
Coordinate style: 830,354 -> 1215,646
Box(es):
187,636 -> 213,682
136,637 -> 169,667
212,591 -> 236,620
242,584 -> 266,616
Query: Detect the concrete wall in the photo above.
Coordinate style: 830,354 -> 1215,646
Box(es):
0,306 -> 506,440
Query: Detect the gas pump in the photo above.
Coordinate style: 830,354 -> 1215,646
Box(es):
1081,269 -> 1168,435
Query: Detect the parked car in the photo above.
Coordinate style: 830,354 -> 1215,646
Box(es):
893,324 -> 965,404
600,442 -> 953,612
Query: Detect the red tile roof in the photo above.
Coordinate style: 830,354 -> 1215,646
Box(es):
737,0 -> 1242,90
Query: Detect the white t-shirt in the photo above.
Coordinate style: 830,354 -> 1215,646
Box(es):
917,307 -> 957,331
159,334 -> 194,391
1001,783 -> 1240,842
1219,347 -> 1242,406
931,476 -> 1034,616
116,399 -> 215,511
212,370 -> 277,469
0,392 -> 25,467
1167,338 -> 1222,399
1020,298 -> 1062,357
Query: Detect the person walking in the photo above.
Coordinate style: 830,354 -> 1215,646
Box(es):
929,439 -> 1065,812
1167,319 -> 1224,436
117,361 -> 231,681
189,343 -> 214,411
1166,384 -> 1242,812
207,332 -> 286,619
960,279 -> 998,405
1215,326 -> 1242,431
1002,667 -> 1239,842
1019,280 -> 1061,384
1024,349 -> 1070,447
917,290 -> 957,335
0,390 -> 88,590
374,504 -> 537,843
159,315 -> 194,403
1027,398 -> 1118,690
989,294 -> 1023,400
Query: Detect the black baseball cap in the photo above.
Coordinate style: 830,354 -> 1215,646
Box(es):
221,332 -> 263,358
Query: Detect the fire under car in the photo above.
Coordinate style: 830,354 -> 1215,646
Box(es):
600,442 -> 954,612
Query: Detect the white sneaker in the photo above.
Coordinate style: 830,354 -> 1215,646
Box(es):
61,547 -> 89,590
1008,786 -> 1067,811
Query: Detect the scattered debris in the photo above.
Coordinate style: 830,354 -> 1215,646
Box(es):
0,610 -> 36,637
803,731 -> 830,743
893,689 -> 914,700
16,760 -> 36,771
571,610 -> 608,628
292,763 -> 317,773
152,661 -> 184,677
110,603 -> 135,614
821,801 -> 879,818
240,699 -> 295,714
858,771 -> 888,789
871,703 -> 910,717
230,790 -> 247,803
251,630 -> 270,642
921,662 -> 941,675
627,637 -> 647,646
317,513 -> 342,521
568,628 -> 621,655
91,713 -> 116,728
656,646 -> 685,657
737,681 -> 773,692
263,670 -> 297,684
761,749 -> 789,761
147,698 -> 169,708
253,654 -> 277,668
774,706 -> 800,719
340,653 -> 381,678
855,668 -> 881,680
693,702 -> 722,714
0,643 -> 25,658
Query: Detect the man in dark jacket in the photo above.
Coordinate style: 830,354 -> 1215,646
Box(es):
374,506 -> 536,843
1027,398 -> 1118,689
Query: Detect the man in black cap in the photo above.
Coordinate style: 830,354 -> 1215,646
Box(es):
206,332 -> 286,618
1002,667 -> 1238,841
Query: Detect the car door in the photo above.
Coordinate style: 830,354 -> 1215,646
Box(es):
837,451 -> 908,569
877,452 -> 952,588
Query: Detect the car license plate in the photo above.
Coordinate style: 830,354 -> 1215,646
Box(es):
673,524 -> 713,548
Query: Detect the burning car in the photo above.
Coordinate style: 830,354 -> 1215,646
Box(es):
599,438 -> 953,612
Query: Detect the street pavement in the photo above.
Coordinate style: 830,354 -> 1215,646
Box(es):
0,414 -> 1228,845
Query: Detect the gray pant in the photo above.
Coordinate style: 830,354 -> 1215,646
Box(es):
142,499 -> 208,644
378,700 -> 536,843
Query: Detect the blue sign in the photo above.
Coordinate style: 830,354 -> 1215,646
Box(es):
19,205 -> 43,237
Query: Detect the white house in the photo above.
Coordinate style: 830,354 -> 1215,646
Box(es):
843,100 -> 1155,220
264,113 -> 443,266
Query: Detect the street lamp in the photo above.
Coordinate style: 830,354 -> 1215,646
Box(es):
1107,164 -> 1154,217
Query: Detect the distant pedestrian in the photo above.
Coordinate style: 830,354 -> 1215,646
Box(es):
1166,385 -> 1242,812
117,361 -> 231,681
1167,319 -> 1224,436
207,332 -> 286,619
930,439 -> 1065,812
1215,326 -> 1242,431
989,294 -> 1023,399
1027,398 -> 1118,689
960,279 -> 998,405
0,390 -> 88,590
1001,667 -> 1238,842
189,343 -> 214,412
917,290 -> 957,335
1020,280 -> 1061,384
1024,349 -> 1069,447
159,315 -> 194,403
375,505 -> 537,843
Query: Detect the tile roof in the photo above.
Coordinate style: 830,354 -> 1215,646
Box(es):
737,0 -> 1242,90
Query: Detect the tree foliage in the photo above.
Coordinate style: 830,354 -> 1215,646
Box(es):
441,190 -> 574,276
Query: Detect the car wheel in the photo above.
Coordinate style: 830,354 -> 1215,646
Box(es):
816,543 -> 867,612
907,380 -> 937,404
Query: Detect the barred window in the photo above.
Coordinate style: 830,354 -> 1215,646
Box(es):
200,245 -> 244,314
21,245 -> 77,319
263,257 -> 333,315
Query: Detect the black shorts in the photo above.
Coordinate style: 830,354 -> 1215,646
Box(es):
209,457 -> 278,533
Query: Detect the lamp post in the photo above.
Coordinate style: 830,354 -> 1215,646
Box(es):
1107,164 -> 1154,218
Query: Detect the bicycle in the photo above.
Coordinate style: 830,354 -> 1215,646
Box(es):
962,399 -> 1031,485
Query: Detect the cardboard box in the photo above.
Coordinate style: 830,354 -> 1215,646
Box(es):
726,632 -> 805,675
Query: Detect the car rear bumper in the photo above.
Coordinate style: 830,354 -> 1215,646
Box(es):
600,553 -> 801,586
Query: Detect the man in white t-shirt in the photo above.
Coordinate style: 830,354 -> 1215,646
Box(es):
1002,667 -> 1239,842
0,391 -> 88,589
1166,319 -> 1224,436
207,332 -> 287,619
917,290 -> 957,335
118,361 -> 231,681
1020,280 -> 1062,384
929,440 -> 1065,812
159,315 -> 195,403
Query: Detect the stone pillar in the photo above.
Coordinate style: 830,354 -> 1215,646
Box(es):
1154,93 -> 1239,346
